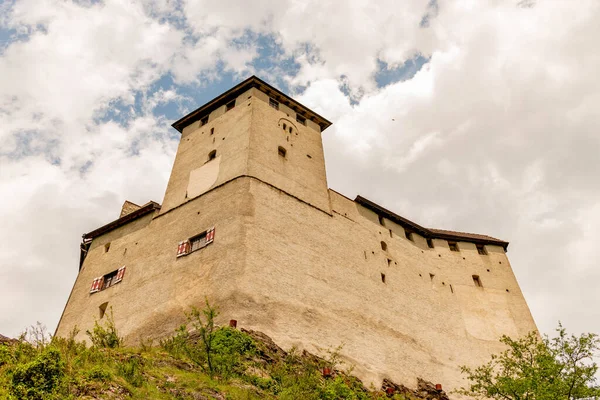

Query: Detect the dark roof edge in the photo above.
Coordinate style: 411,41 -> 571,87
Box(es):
355,195 -> 509,250
83,201 -> 161,240
171,76 -> 333,133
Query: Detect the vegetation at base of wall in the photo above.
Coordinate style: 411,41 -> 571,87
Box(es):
457,323 -> 600,400
0,301 -> 441,400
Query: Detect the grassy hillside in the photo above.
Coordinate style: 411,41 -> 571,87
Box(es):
0,306 -> 450,400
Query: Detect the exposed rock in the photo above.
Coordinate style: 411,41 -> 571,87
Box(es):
0,334 -> 16,345
240,328 -> 287,363
382,377 -> 450,399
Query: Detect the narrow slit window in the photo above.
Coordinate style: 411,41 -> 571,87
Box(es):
269,98 -> 279,110
210,127 -> 214,135
104,243 -> 111,253
99,302 -> 108,319
473,275 -> 483,287
405,231 -> 414,241
200,116 -> 209,126
378,215 -> 385,226
207,150 -> 217,162
448,242 -> 459,252
389,229 -> 393,238
278,146 -> 287,158
296,114 -> 306,125
381,241 -> 387,251
288,127 -> 292,134
427,238 -> 434,249
283,123 -> 287,131
477,244 -> 488,255
387,258 -> 392,267
381,273 -> 386,283
429,273 -> 435,281
225,99 -> 235,111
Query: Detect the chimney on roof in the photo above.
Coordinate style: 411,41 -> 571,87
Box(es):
120,200 -> 141,218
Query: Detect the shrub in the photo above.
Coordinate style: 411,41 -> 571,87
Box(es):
83,365 -> 112,382
9,347 -> 65,399
117,356 -> 145,387
86,309 -> 122,349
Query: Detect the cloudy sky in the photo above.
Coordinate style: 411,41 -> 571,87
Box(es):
1,0 -> 599,345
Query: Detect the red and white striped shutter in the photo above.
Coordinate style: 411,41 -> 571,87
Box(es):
90,278 -> 98,293
115,266 -> 126,283
176,240 -> 191,257
177,241 -> 185,257
90,277 -> 102,293
206,227 -> 215,244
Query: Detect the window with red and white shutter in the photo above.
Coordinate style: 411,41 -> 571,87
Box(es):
89,266 -> 126,295
178,226 -> 215,257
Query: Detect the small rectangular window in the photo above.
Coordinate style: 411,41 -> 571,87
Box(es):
426,238 -> 434,249
200,116 -> 209,126
381,273 -> 386,283
378,215 -> 385,226
477,244 -> 487,255
405,231 -> 414,241
296,114 -> 306,125
90,266 -> 125,294
226,99 -> 235,111
269,98 -> 279,110
278,146 -> 287,158
183,227 -> 215,255
473,275 -> 483,287
448,242 -> 459,252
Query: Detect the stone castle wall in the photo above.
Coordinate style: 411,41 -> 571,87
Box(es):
56,81 -> 538,394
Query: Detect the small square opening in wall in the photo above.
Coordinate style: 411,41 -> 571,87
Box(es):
473,275 -> 483,287
200,116 -> 209,126
405,231 -> 414,241
269,98 -> 279,110
207,150 -> 217,162
296,114 -> 306,125
381,273 -> 386,283
477,244 -> 488,255
448,242 -> 459,252
427,238 -> 434,249
226,99 -> 236,111
278,146 -> 287,158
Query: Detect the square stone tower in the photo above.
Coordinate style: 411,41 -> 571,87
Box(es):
56,76 -> 538,393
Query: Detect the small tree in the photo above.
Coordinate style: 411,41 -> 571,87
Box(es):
181,299 -> 220,376
458,323 -> 600,399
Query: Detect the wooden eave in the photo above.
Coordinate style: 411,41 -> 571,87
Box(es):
82,201 -> 161,240
355,195 -> 509,251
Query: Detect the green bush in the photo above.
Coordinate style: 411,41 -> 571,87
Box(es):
0,345 -> 13,367
9,347 -> 65,399
86,309 -> 122,349
83,365 -> 111,382
117,356 -> 145,387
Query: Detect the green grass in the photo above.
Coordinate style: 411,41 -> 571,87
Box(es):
0,308 -> 422,399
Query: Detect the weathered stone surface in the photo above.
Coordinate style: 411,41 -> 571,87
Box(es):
56,77 -> 538,395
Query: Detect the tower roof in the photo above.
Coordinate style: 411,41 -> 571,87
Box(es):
171,76 -> 333,133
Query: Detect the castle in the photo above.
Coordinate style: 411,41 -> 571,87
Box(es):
56,76 -> 538,392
